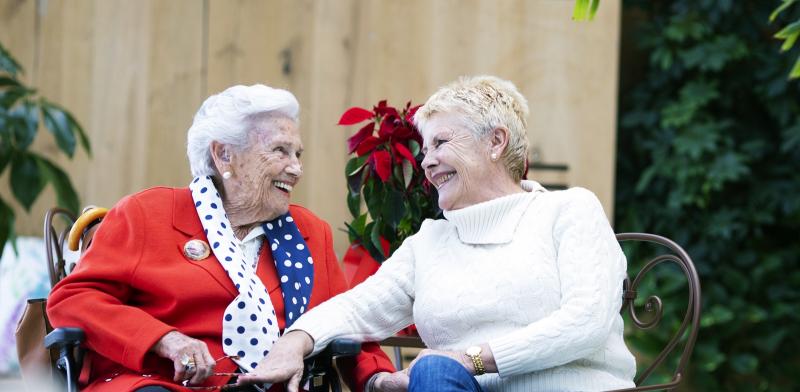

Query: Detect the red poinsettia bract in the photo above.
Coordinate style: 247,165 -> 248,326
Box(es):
338,100 -> 422,183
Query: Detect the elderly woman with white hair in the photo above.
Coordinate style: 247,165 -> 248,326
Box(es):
238,76 -> 637,392
47,84 -> 394,392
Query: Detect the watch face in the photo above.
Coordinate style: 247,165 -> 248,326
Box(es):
466,346 -> 482,356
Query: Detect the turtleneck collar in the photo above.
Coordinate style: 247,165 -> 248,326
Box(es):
442,180 -> 547,244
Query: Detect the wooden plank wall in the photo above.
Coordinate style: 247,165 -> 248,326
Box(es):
0,0 -> 621,256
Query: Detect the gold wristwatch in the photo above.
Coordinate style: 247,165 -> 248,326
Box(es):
465,345 -> 486,375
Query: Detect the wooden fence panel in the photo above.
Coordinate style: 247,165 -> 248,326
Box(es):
0,0 -> 621,255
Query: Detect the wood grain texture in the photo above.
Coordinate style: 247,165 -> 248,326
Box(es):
0,0 -> 621,252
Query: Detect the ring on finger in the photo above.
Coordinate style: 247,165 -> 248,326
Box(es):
180,354 -> 197,373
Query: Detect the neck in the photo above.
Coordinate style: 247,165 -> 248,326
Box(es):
474,174 -> 524,205
224,201 -> 268,240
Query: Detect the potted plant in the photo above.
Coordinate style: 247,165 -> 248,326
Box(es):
0,42 -> 90,260
337,100 -> 440,286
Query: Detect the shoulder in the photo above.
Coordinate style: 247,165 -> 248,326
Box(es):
126,186 -> 184,206
289,204 -> 331,237
541,186 -> 603,212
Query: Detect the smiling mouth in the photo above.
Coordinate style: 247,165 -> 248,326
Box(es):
435,172 -> 455,188
274,181 -> 293,193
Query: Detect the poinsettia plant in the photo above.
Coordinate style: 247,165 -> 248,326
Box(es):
338,100 -> 440,263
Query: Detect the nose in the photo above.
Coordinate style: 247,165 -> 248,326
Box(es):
286,156 -> 303,178
421,150 -> 437,171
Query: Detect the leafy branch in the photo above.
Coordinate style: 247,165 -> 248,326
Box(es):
0,42 -> 91,259
771,0 -> 800,78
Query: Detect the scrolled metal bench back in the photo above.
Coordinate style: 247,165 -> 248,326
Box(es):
612,233 -> 702,392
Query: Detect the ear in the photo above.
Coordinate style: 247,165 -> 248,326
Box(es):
209,141 -> 230,175
489,127 -> 511,159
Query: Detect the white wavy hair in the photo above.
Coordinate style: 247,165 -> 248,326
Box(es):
187,84 -> 300,177
413,75 -> 530,182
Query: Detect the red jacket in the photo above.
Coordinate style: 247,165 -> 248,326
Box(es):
47,187 -> 394,391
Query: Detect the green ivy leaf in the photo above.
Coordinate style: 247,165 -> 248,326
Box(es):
35,154 -> 80,214
41,100 -> 76,157
10,152 -> 45,211
729,353 -> 758,375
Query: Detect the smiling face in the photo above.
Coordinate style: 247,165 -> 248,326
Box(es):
420,112 -> 499,211
218,115 -> 303,232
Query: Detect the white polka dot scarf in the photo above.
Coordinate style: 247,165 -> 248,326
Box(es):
189,176 -> 314,372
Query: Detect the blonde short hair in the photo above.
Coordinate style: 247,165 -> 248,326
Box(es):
413,75 -> 529,182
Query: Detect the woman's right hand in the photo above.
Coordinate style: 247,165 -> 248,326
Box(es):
150,330 -> 216,385
236,330 -> 314,392
373,371 -> 410,392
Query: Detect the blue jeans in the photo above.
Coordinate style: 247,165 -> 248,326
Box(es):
409,355 -> 484,392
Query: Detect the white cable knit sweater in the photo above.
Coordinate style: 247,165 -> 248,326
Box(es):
289,181 -> 636,391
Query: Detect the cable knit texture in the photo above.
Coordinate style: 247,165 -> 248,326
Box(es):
289,181 -> 637,391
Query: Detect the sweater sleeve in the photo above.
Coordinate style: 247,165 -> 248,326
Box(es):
317,220 -> 396,392
488,188 -> 627,377
287,233 -> 417,356
46,195 -> 176,372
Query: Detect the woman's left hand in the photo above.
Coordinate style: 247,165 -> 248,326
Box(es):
236,330 -> 314,392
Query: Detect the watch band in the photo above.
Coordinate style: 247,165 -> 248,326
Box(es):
465,346 -> 486,375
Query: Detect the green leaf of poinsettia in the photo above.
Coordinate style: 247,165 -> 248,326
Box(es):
382,190 -> 405,230
347,191 -> 361,218
370,220 -> 385,262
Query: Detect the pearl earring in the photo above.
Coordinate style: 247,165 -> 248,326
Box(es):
491,153 -> 498,161
222,171 -> 232,179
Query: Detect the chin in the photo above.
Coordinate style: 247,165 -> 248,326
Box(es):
437,196 -> 454,212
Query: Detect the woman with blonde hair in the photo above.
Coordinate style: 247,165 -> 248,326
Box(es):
239,76 -> 636,392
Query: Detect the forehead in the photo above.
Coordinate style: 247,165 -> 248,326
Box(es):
250,116 -> 301,145
420,112 -> 472,143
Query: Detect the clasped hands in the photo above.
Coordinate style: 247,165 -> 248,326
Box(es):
153,330 -> 475,392
236,331 -> 475,392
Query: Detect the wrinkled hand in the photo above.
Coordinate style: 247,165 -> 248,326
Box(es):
406,348 -> 472,375
236,330 -> 314,392
150,330 -> 215,385
373,371 -> 409,392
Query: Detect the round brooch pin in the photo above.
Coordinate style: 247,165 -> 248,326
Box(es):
183,239 -> 210,261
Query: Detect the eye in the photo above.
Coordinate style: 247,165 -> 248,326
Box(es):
435,139 -> 448,148
273,146 -> 287,154
295,151 -> 303,159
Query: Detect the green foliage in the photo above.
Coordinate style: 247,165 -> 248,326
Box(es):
617,1 -> 800,390
573,0 -> 600,21
339,102 -> 440,262
772,0 -> 800,78
0,42 -> 90,260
